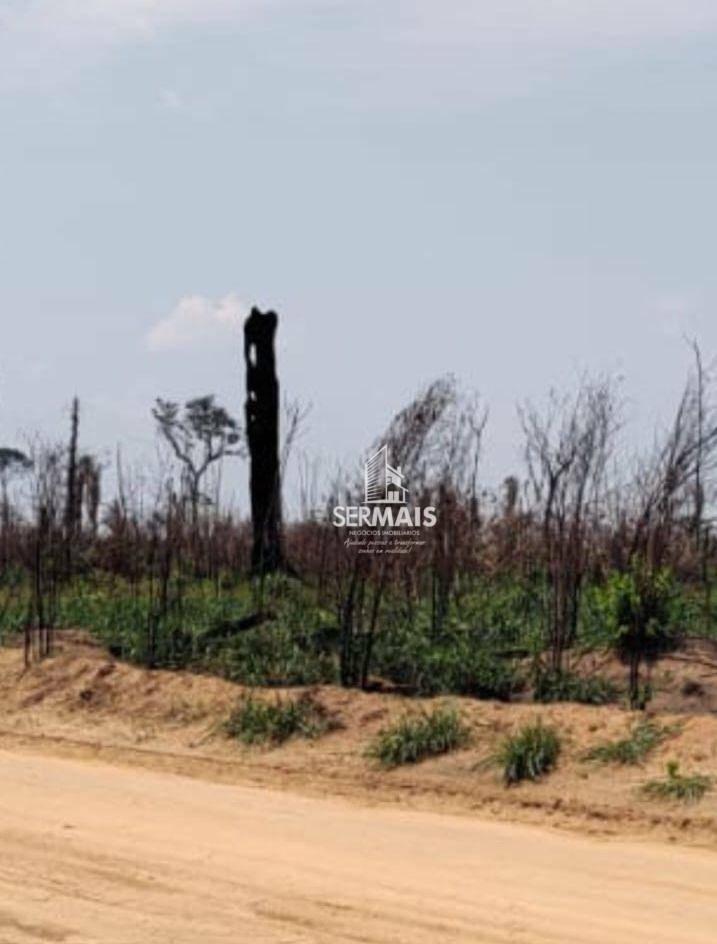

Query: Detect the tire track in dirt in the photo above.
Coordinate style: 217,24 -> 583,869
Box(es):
1,748 -> 717,943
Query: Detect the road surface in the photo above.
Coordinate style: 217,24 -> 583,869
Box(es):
0,748 -> 715,943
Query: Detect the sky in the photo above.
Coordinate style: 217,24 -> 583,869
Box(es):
1,1 -> 717,512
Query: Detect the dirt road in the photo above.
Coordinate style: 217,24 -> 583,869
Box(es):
0,749 -> 715,944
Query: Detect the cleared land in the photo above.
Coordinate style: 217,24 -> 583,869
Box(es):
3,635 -> 717,845
3,636 -> 717,941
2,748 -> 717,944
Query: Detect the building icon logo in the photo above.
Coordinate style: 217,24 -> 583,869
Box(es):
364,445 -> 408,504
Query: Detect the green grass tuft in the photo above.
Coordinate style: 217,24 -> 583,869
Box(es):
367,704 -> 471,769
641,761 -> 713,804
224,691 -> 332,746
583,719 -> 677,765
491,720 -> 561,785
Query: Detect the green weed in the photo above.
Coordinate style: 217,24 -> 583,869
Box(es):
224,691 -> 332,746
584,719 -> 677,765
641,761 -> 713,804
367,703 -> 471,769
491,720 -> 561,785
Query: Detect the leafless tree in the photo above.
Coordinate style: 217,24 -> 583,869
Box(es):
630,360 -> 717,570
520,376 -> 621,671
0,448 -> 32,569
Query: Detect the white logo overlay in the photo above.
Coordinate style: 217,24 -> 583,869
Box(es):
332,445 -> 436,554
365,444 -> 408,504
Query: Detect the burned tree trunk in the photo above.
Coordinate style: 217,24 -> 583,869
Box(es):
64,396 -> 80,576
244,307 -> 283,574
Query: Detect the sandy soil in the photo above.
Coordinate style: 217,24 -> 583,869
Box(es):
3,635 -> 717,848
1,747 -> 717,944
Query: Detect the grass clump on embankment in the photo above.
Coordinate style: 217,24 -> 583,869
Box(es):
641,761 -> 713,804
224,691 -> 332,746
367,703 -> 471,769
583,719 -> 677,766
491,720 -> 561,785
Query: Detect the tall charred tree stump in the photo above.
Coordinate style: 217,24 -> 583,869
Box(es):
244,307 -> 283,575
64,396 -> 80,579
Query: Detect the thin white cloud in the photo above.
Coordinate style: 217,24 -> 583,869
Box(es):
8,1 -> 717,45
3,1 -> 717,105
1,0 -> 247,41
0,0 -> 263,90
3,0 -> 717,87
146,293 -> 247,351
407,1 -> 717,46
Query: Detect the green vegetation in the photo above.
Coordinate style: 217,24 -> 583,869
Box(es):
0,564 -> 713,704
532,667 -> 618,705
641,761 -> 713,804
0,573 -> 536,694
224,691 -> 332,746
366,704 -> 471,768
491,720 -> 561,785
3,362 -> 717,733
591,562 -> 686,708
0,573 -> 340,685
583,719 -> 677,765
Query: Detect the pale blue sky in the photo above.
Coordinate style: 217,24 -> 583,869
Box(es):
1,2 -> 717,508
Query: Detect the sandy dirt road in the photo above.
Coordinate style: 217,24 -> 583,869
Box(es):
0,749 -> 715,944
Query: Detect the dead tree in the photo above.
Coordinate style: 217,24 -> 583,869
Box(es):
609,360 -> 717,707
520,377 -> 619,672
78,455 -> 102,538
0,448 -> 32,570
631,365 -> 717,571
25,441 -> 64,664
64,396 -> 80,575
244,307 -> 283,574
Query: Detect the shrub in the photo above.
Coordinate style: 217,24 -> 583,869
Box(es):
367,703 -> 471,768
460,651 -> 523,700
594,561 -> 684,709
583,719 -> 676,765
224,691 -> 332,746
533,668 -> 617,705
417,649 -> 521,700
492,720 -> 561,785
641,761 -> 713,804
210,620 -> 339,687
373,628 -> 522,701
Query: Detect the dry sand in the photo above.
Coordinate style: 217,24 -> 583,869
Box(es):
2,635 -> 717,941
3,636 -> 717,846
1,747 -> 717,944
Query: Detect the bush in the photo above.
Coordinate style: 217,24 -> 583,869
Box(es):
594,561 -> 685,709
224,691 -> 332,746
492,720 -> 561,785
210,620 -> 339,687
372,624 -> 522,700
415,649 -> 521,700
367,703 -> 471,768
533,668 -> 617,705
583,719 -> 676,765
641,761 -> 713,804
